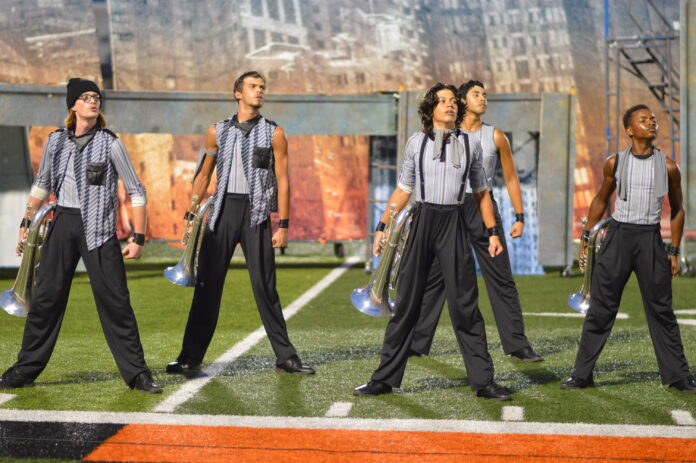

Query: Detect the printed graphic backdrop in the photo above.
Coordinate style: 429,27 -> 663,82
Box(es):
3,0 -> 681,251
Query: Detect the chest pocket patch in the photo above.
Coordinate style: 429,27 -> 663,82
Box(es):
86,162 -> 107,185
252,147 -> 273,170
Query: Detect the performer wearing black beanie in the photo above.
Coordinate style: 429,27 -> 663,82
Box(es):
0,76 -> 161,394
65,77 -> 102,109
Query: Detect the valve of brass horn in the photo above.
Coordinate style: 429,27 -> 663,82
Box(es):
351,202 -> 415,317
164,197 -> 211,287
568,218 -> 611,314
1,202 -> 56,317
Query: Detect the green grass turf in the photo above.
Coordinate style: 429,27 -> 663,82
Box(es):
178,269 -> 696,424
1,257 -> 695,425
0,258 -> 337,412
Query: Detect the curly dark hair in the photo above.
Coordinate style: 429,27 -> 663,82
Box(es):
418,83 -> 460,135
457,80 -> 484,113
622,104 -> 651,129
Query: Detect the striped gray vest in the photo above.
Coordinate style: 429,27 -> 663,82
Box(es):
613,147 -> 668,224
208,116 -> 278,231
465,124 -> 496,193
47,128 -> 120,251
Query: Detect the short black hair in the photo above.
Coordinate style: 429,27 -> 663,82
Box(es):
622,104 -> 651,129
418,83 -> 459,135
457,80 -> 484,103
233,71 -> 266,100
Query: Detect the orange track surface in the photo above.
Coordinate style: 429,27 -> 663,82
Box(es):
84,424 -> 696,462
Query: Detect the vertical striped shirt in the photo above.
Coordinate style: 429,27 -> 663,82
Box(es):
397,131 -> 487,205
55,127 -> 97,208
226,139 -> 249,194
206,139 -> 250,194
613,152 -> 663,224
464,124 -> 497,193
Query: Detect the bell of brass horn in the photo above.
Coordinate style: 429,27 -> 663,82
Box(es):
568,218 -> 611,313
164,198 -> 211,287
1,202 -> 56,317
351,202 -> 415,317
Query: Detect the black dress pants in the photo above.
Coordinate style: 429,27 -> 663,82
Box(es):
371,202 -> 494,391
410,194 -> 530,355
177,194 -> 297,366
10,206 -> 148,385
572,220 -> 690,385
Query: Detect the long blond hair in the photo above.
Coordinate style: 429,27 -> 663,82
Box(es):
64,110 -> 107,131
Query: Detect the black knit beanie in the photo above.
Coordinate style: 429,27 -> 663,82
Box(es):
66,78 -> 102,109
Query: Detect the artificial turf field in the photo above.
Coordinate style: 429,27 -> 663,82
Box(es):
0,250 -> 695,462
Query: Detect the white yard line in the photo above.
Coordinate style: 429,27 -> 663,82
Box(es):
501,406 -> 524,422
674,310 -> 696,315
0,394 -> 16,406
671,410 -> 696,426
0,409 -> 694,438
153,255 -> 361,413
325,402 -> 353,417
524,312 -> 629,319
677,319 -> 696,326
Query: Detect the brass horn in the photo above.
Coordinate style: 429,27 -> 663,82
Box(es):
164,198 -> 211,287
351,202 -> 415,317
568,218 -> 611,313
0,202 -> 56,317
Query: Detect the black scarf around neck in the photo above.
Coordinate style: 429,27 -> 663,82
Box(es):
232,114 -> 261,137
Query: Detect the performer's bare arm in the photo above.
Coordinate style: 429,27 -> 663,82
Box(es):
473,189 -> 504,257
176,126 -> 217,246
272,125 -> 290,248
191,126 -> 219,204
579,155 -> 617,264
666,156 -> 684,277
495,129 -> 524,238
372,187 -> 411,256
585,156 -> 617,230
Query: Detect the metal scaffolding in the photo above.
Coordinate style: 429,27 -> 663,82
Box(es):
604,0 -> 680,159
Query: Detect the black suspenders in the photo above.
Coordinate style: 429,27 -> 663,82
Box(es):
417,131 -> 472,204
418,134 -> 427,201
457,131 -> 471,204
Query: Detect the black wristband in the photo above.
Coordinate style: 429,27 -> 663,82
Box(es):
20,218 -> 31,228
376,221 -> 386,232
486,226 -> 499,238
183,211 -> 195,221
514,213 -> 525,223
667,245 -> 680,256
581,230 -> 590,242
279,219 -> 289,229
132,233 -> 145,246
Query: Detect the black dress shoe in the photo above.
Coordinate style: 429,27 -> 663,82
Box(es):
510,346 -> 544,362
166,360 -> 201,375
560,375 -> 594,389
0,369 -> 33,390
129,371 -> 163,394
476,382 -> 512,401
353,380 -> 393,396
668,376 -> 696,394
275,356 -> 315,375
